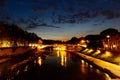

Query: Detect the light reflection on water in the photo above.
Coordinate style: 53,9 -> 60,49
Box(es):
38,57 -> 42,66
4,50 -> 111,80
32,50 -> 111,80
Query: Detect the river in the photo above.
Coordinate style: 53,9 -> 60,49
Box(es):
0,49 -> 110,80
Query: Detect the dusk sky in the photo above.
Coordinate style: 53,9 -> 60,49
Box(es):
0,0 -> 120,40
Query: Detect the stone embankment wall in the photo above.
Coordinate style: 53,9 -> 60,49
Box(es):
0,47 -> 33,57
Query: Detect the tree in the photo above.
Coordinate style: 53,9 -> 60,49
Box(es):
0,22 -> 41,47
100,28 -> 118,38
66,37 -> 79,44
85,35 -> 103,49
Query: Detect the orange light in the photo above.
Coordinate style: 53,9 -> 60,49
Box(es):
60,50 -> 67,67
105,44 -> 108,48
38,57 -> 42,66
113,45 -> 117,48
106,35 -> 110,38
97,50 -> 101,53
81,40 -> 85,43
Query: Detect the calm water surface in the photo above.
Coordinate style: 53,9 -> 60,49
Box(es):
12,50 -> 110,80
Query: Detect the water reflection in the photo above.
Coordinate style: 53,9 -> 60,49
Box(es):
3,48 -> 112,80
38,57 -> 42,66
24,65 -> 29,72
60,50 -> 67,67
81,60 -> 86,74
55,48 -> 67,67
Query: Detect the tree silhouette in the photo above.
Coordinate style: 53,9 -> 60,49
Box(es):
100,28 -> 118,38
0,22 -> 41,47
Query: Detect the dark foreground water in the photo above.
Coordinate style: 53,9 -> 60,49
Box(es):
1,50 -> 111,80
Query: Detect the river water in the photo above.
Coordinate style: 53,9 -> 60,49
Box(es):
9,49 -> 110,80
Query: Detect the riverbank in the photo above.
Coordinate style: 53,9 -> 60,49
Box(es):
0,47 -> 35,63
68,50 -> 120,79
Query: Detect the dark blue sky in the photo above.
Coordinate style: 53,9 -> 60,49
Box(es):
0,0 -> 120,40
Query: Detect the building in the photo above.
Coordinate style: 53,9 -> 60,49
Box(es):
102,32 -> 120,51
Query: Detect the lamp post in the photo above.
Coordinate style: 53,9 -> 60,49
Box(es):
106,35 -> 110,50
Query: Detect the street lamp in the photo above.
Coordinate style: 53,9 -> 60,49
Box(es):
106,35 -> 110,50
106,35 -> 110,39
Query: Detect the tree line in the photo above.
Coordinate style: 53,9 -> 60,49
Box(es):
0,22 -> 41,47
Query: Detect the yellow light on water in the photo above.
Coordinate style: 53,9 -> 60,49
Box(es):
38,57 -> 42,66
60,50 -> 67,67
81,60 -> 86,74
56,50 -> 60,57
81,60 -> 85,64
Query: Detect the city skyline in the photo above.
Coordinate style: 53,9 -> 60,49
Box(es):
0,0 -> 120,40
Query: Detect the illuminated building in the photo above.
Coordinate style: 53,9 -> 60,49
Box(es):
102,33 -> 120,50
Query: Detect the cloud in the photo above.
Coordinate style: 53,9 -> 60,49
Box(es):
1,0 -> 120,27
11,0 -> 120,24
54,11 -> 91,24
38,23 -> 60,28
49,0 -> 120,24
25,22 -> 60,30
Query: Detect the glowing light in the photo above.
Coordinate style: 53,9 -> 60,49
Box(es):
113,57 -> 120,65
81,40 -> 85,43
87,49 -> 94,53
100,51 -> 112,58
97,50 -> 101,53
16,70 -> 20,75
82,48 -> 89,53
104,73 -> 111,80
29,44 -> 32,46
81,60 -> 85,64
54,45 -> 66,51
60,50 -> 67,67
86,62 -> 88,67
24,65 -> 28,72
37,45 -> 46,49
89,65 -> 93,68
0,40 -> 11,47
60,45 -> 66,50
54,47 -> 60,50
82,44 -> 87,48
81,60 -> 86,74
105,51 -> 112,56
38,57 -> 42,66
56,50 -> 60,57
105,44 -> 108,48
61,56 -> 64,66
106,35 -> 110,38
86,40 -> 89,43
93,50 -> 101,56
112,45 -> 117,48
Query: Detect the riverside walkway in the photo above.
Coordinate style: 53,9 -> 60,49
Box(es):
68,51 -> 120,79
